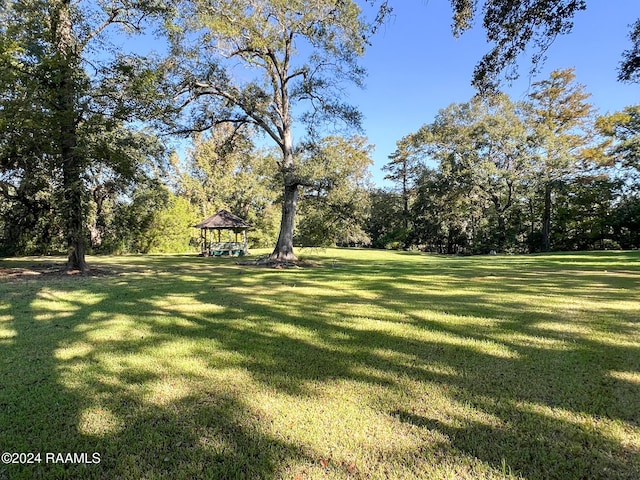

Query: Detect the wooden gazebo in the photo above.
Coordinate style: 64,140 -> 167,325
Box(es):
194,210 -> 251,256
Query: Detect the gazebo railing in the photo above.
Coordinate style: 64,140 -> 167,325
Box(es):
207,241 -> 248,256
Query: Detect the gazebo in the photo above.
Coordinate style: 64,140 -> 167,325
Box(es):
194,210 -> 251,256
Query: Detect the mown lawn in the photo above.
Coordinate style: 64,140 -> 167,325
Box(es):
0,249 -> 638,479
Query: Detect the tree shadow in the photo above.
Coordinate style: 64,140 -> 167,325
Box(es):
0,251 -> 638,479
0,267 -> 312,479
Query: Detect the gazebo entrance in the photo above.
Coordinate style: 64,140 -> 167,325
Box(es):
194,210 -> 251,257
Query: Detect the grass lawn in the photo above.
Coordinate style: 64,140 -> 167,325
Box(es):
0,248 -> 639,479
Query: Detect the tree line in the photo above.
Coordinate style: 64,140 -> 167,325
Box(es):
2,65 -> 637,256
373,69 -> 639,254
1,1 -> 639,268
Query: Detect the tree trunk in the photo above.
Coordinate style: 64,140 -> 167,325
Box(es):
402,164 -> 409,230
56,0 -> 88,272
496,214 -> 507,251
270,182 -> 299,262
90,187 -> 106,249
60,89 -> 87,272
542,181 -> 552,252
269,113 -> 298,263
491,195 -> 507,251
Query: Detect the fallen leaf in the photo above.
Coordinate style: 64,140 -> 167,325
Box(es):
346,462 -> 358,474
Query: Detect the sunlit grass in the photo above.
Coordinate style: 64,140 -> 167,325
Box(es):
1,249 -> 639,479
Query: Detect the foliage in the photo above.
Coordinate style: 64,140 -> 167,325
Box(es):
373,70 -> 637,254
597,105 -> 640,177
411,167 -> 478,254
379,93 -> 532,253
619,19 -> 640,83
527,68 -> 595,251
551,175 -> 624,251
382,133 -> 425,239
99,180 -> 199,254
296,136 -> 373,247
143,194 -> 200,254
421,93 -> 531,251
464,0 -> 587,91
366,189 -> 406,249
610,195 -> 640,248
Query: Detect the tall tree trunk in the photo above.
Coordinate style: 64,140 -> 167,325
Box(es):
271,182 -> 298,262
528,198 -> 536,253
55,0 -> 88,272
491,194 -> 508,251
402,164 -> 409,230
62,139 -> 87,272
270,130 -> 298,263
496,214 -> 507,251
542,181 -> 552,252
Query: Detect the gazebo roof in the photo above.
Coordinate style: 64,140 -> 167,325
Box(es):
194,210 -> 252,229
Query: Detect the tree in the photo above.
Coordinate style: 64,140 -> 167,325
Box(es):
411,167 -> 480,254
165,0 -> 371,262
551,174 -> 622,250
383,135 -> 424,238
402,94 -> 531,252
597,105 -> 640,176
366,189 -> 404,249
0,0 -> 167,271
610,195 -> 640,249
441,95 -> 529,250
0,2 -> 61,254
465,94 -> 531,250
83,125 -> 167,251
619,19 -> 640,83
527,68 -> 595,251
296,136 -> 373,247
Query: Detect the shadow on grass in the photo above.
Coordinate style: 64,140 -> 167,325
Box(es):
0,251 -> 638,479
0,261 -> 310,479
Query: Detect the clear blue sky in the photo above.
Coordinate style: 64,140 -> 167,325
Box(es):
352,0 -> 640,185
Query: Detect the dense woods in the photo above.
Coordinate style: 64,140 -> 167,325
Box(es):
1,1 -> 638,261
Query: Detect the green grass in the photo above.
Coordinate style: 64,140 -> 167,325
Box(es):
0,249 -> 638,479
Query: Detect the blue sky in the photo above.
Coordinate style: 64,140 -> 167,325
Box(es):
352,0 -> 640,185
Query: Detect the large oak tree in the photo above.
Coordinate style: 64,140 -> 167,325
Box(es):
165,0 -> 371,262
0,0 -> 167,271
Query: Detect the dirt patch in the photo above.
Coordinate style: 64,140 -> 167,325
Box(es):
236,258 -> 321,269
0,264 -> 117,281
